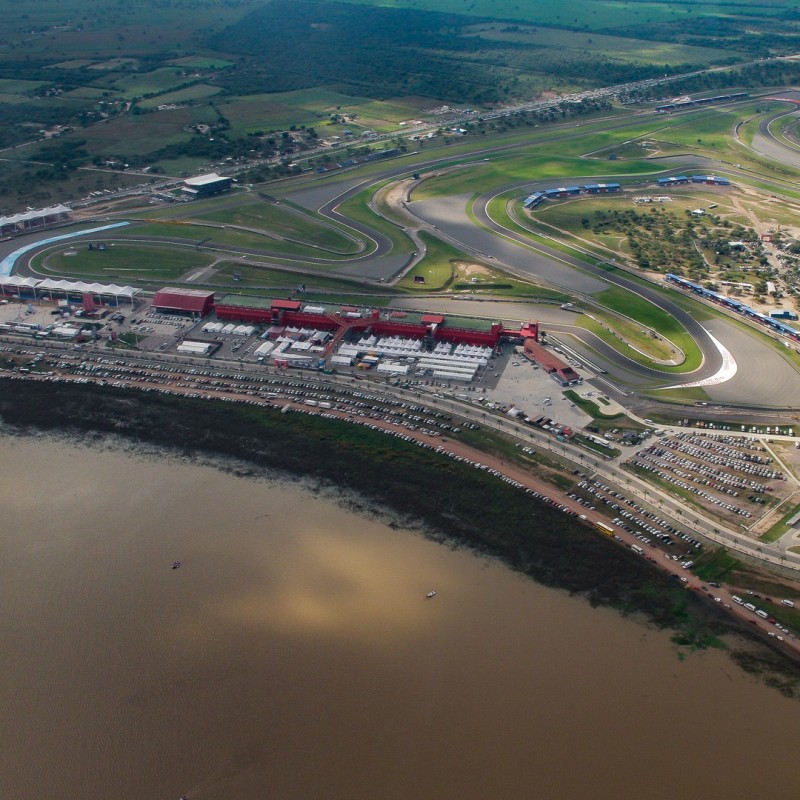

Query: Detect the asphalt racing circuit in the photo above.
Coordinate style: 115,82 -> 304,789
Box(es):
9,100 -> 800,416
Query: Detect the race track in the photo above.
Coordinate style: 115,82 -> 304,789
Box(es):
8,101 -> 800,410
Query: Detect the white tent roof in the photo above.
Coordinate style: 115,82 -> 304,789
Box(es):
0,205 -> 70,227
0,275 -> 38,288
5,276 -> 139,297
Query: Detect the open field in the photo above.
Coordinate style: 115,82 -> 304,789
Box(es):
462,24 -> 747,66
414,152 -> 658,201
168,56 -> 234,70
338,185 -> 416,258
216,89 -> 432,136
138,84 -> 222,110
208,261 -> 392,297
396,232 -> 484,291
126,220 -> 361,262
577,312 -> 678,364
0,0 -> 263,58
189,200 -> 365,254
34,243 -> 216,282
592,287 -> 703,372
113,69 -> 200,99
49,106 -> 221,162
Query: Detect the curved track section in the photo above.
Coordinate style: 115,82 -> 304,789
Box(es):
410,186 -> 723,387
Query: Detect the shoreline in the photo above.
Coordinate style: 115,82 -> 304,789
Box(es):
2,377 -> 799,694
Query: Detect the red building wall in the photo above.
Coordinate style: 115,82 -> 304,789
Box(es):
372,321 -> 428,338
213,304 -> 504,347
215,304 -> 273,324
281,311 -> 339,329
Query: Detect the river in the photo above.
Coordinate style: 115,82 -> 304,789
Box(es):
1,433 -> 798,800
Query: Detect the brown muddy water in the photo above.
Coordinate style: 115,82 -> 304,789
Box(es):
1,433 -> 799,800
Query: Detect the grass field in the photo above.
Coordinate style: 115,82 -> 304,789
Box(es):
760,502 -> 800,544
396,232 -> 471,291
168,57 -> 234,69
189,198 -> 365,254
138,84 -> 222,110
0,79 -> 49,94
414,151 -> 658,201
465,24 -> 746,65
209,261 -> 389,295
55,105 -> 221,161
578,312 -> 678,363
396,231 -> 569,297
338,184 -> 415,258
217,89 -> 431,136
36,243 -> 216,282
1,0 -> 263,58
692,549 -> 742,582
49,59 -> 95,70
563,389 -> 624,420
127,219 -> 362,262
113,68 -> 197,99
592,286 -> 703,372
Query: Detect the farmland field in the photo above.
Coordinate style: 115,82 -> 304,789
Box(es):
138,84 -> 222,110
168,56 -> 234,70
462,25 -> 747,66
113,68 -> 200,99
59,106 -> 221,160
217,89 -> 432,135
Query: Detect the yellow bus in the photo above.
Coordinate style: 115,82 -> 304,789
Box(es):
594,520 -> 615,536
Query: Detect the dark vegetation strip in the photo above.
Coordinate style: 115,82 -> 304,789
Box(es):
0,378 -> 798,692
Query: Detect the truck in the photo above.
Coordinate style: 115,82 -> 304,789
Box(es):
630,544 -> 644,555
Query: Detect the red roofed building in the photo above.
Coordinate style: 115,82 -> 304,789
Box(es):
519,321 -> 540,341
152,287 -> 214,316
522,338 -> 581,385
272,299 -> 302,312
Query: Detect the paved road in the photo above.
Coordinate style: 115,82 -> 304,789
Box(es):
747,91 -> 800,167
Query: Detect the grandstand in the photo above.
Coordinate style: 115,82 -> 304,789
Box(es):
0,205 -> 71,237
666,273 -> 800,342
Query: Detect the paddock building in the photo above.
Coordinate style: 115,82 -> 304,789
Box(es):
211,295 -> 504,347
182,173 -> 232,198
152,287 -> 215,316
517,322 -> 580,385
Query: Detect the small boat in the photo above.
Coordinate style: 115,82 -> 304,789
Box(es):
172,560 -> 182,570
426,590 -> 437,599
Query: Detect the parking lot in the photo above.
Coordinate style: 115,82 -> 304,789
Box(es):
485,348 -> 592,433
625,430 -> 800,531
